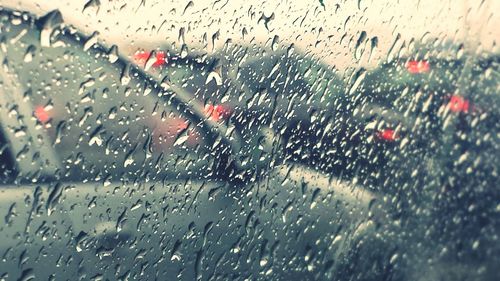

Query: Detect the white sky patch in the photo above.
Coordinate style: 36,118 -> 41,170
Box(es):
2,0 -> 498,70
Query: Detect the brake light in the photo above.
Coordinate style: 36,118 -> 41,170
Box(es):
406,60 -> 430,74
154,52 -> 166,66
447,95 -> 470,113
376,129 -> 398,142
204,104 -> 232,121
34,105 -> 50,123
148,105 -> 231,152
134,51 -> 166,67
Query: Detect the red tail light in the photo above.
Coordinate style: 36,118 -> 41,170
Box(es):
447,95 -> 470,113
204,104 -> 232,121
34,105 -> 50,123
134,51 -> 167,67
406,60 -> 430,74
153,52 -> 166,66
376,129 -> 398,142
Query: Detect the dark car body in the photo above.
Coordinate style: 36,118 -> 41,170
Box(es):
135,46 -> 499,190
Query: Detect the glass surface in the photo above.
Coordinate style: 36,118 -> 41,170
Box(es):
0,1 -> 498,281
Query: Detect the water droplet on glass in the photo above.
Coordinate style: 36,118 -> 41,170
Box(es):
108,45 -> 119,63
182,1 -> 194,15
82,0 -> 101,14
83,31 -> 99,52
206,66 -> 222,86
17,268 -> 35,281
120,64 -> 131,85
23,45 -> 36,62
171,240 -> 182,261
144,51 -> 158,71
38,10 -> 64,47
116,208 -> 127,232
89,125 -> 104,146
271,35 -> 279,51
180,44 -> 188,59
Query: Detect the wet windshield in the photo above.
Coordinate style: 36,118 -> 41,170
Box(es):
0,2 -> 499,281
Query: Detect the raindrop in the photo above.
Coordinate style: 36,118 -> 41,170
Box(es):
211,31 -> 220,51
206,66 -> 222,86
178,27 -> 185,45
367,36 -> 378,62
79,78 -> 96,94
17,268 -> 34,281
130,200 -> 142,211
89,125 -> 105,146
23,45 -> 36,62
37,10 -> 64,47
90,273 -> 104,281
144,51 -> 158,71
54,121 -> 66,145
46,182 -> 63,216
120,63 -> 131,85
116,208 -> 127,232
108,45 -> 119,63
319,0 -> 325,9
160,76 -> 171,89
4,203 -> 16,224
258,12 -> 275,31
13,127 -> 27,137
82,0 -> 101,14
171,240 -> 182,261
124,148 -> 136,167
182,1 -> 194,15
259,240 -> 270,267
10,16 -> 23,26
281,202 -> 293,223
287,44 -> 295,56
354,31 -> 367,60
75,231 -> 89,252
108,107 -> 117,119
136,213 -> 149,231
348,68 -> 366,95
310,188 -> 320,209
386,33 -> 401,62
83,31 -> 99,52
202,221 -> 214,247
180,44 -> 188,59
173,130 -> 190,147
194,249 -> 203,281
271,35 -> 279,51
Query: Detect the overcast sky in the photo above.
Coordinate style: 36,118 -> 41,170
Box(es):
2,0 -> 499,69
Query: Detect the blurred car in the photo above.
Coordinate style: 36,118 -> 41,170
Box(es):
132,46 -> 499,191
131,47 -> 376,179
129,43 -> 500,280
353,54 -> 500,256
